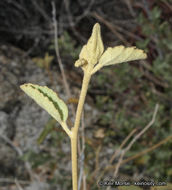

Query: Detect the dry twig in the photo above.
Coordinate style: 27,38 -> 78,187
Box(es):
119,134 -> 172,167
15,179 -> 24,190
52,1 -> 75,119
92,12 -> 128,45
123,0 -> 136,17
97,104 -> 159,183
92,12 -> 142,43
112,104 -> 159,178
63,0 -> 86,42
109,128 -> 137,165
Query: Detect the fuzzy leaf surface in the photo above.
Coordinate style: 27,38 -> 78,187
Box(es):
20,83 -> 68,124
75,23 -> 104,68
99,46 -> 147,66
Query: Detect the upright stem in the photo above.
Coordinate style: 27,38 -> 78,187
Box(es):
71,71 -> 91,190
71,136 -> 78,190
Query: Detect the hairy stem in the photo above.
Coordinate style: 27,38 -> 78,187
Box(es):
71,71 -> 91,190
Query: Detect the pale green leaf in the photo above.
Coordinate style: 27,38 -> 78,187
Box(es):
20,83 -> 68,124
99,46 -> 147,66
92,46 -> 147,74
75,23 -> 104,68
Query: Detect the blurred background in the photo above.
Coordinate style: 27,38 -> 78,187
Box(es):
0,0 -> 172,190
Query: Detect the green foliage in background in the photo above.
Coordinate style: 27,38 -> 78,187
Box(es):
49,31 -> 81,60
58,32 -> 81,59
92,5 -> 172,182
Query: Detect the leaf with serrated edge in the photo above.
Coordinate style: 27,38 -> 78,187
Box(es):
20,83 -> 68,124
92,46 -> 147,74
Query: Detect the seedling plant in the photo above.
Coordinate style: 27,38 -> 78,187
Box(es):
20,23 -> 147,190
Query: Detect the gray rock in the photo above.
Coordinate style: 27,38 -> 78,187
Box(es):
25,182 -> 50,190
